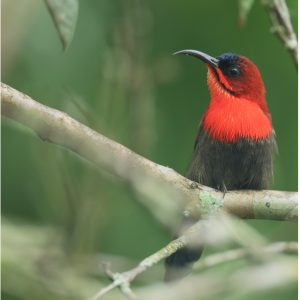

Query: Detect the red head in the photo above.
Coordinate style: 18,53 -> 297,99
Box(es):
207,53 -> 268,113
175,50 -> 272,142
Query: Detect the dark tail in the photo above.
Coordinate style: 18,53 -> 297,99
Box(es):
164,245 -> 203,282
164,216 -> 204,282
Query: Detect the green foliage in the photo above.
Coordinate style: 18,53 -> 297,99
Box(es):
237,0 -> 255,26
44,0 -> 79,49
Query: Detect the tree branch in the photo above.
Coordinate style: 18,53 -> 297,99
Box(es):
2,217 -> 297,300
91,208 -> 294,299
92,233 -> 297,300
91,227 -> 190,300
263,0 -> 298,68
136,257 -> 297,300
194,241 -> 297,270
1,83 -> 298,227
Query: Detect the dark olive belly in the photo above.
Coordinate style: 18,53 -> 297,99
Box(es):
186,127 -> 275,191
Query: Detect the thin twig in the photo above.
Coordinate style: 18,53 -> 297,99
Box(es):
137,258 -> 297,300
194,241 -> 297,270
91,232 -> 188,299
90,212 -> 292,300
91,235 -> 297,299
263,0 -> 298,68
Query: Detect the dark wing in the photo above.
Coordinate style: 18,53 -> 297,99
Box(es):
185,123 -> 209,184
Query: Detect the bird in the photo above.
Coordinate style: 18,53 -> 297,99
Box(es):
164,49 -> 276,281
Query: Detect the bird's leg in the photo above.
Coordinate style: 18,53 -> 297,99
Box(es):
221,182 -> 227,198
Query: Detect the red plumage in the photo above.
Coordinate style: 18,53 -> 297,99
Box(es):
203,57 -> 272,143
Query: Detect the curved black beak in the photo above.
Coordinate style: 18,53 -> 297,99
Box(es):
174,49 -> 219,68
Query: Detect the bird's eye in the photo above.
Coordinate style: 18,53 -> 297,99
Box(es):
228,67 -> 240,77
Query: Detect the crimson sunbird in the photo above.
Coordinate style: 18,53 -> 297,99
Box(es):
165,50 -> 276,281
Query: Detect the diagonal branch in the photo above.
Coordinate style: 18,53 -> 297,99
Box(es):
1,82 -> 298,227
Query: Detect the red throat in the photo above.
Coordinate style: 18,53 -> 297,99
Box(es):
203,68 -> 272,143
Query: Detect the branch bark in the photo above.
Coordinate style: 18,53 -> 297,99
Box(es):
1,82 -> 298,227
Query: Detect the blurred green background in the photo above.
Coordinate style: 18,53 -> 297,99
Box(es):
2,0 -> 297,299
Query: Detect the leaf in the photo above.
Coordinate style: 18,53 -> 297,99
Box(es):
45,0 -> 79,50
237,0 -> 255,27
